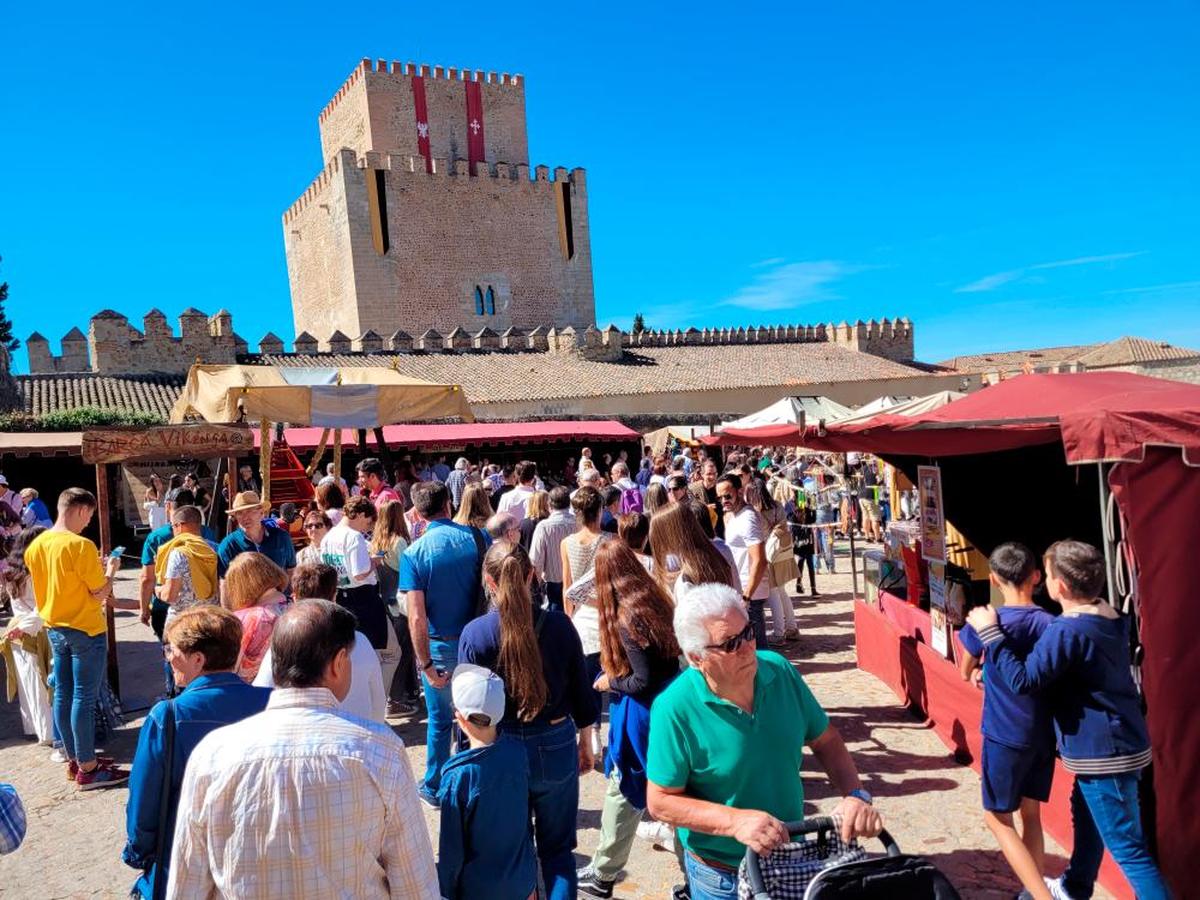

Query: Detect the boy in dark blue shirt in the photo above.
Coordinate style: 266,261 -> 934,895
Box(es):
959,543 -> 1056,900
438,664 -> 537,900
968,540 -> 1169,900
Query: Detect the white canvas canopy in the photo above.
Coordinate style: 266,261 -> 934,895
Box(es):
829,390 -> 966,427
720,396 -> 853,431
170,365 -> 475,427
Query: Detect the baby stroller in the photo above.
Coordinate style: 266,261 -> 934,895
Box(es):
740,816 -> 961,900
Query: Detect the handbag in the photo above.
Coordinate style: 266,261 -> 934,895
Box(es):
150,700 -> 176,900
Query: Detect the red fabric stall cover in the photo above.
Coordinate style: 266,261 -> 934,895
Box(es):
255,420 -> 641,450
411,76 -> 432,173
855,599 -> 1134,898
1108,447 -> 1200,893
700,424 -> 803,448
464,80 -> 485,175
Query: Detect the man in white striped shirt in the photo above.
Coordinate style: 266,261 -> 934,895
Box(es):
167,600 -> 439,899
529,486 -> 576,612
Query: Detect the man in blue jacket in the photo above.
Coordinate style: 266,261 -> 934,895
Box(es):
123,606 -> 270,899
438,664 -> 537,900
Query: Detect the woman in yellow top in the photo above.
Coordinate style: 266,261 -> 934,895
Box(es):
23,487 -> 126,789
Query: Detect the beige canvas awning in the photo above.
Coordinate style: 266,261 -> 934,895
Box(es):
170,364 -> 475,427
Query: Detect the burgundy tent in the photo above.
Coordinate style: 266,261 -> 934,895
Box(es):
700,423 -> 804,447
804,372 -> 1200,895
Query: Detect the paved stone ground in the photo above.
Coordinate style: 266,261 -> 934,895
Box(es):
0,551 -> 1110,899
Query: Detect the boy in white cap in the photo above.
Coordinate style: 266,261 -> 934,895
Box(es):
437,664 -> 537,900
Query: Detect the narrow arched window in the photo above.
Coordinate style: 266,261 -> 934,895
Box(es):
486,286 -> 496,315
474,286 -> 484,316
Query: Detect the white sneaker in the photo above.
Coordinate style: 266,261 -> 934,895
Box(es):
49,748 -> 67,764
1044,876 -> 1079,900
636,819 -> 675,851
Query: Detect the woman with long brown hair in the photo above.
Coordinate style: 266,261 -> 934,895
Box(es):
458,540 -> 599,900
649,500 -> 740,602
370,500 -> 418,715
577,540 -> 682,895
453,482 -> 493,530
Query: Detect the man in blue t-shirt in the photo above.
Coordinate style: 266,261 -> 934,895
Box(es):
216,492 -> 297,587
398,481 -> 491,806
959,542 -> 1055,900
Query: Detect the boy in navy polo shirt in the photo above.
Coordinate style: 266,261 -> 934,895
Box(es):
437,664 -> 536,900
959,543 -> 1056,900
968,541 -> 1169,900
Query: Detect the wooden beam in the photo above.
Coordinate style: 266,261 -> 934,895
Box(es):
95,463 -> 121,699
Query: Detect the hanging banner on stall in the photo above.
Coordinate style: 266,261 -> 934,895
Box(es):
928,560 -> 951,658
917,464 -> 946,564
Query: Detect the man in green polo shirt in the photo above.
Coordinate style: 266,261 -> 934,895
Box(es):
647,582 -> 882,900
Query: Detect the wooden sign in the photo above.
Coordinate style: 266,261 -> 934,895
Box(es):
83,424 -> 254,465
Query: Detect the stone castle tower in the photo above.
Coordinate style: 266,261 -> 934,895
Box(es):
284,58 -> 596,348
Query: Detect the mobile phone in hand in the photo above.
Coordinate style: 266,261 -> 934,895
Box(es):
109,546 -> 126,560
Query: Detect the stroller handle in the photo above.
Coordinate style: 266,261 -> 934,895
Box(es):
743,816 -> 901,900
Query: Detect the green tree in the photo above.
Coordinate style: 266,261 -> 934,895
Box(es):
0,256 -> 17,353
632,312 -> 645,334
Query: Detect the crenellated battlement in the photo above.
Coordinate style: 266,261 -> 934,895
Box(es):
319,57 -> 523,126
246,316 -> 915,363
26,309 -> 246,375
283,148 -> 584,225
282,152 -> 343,224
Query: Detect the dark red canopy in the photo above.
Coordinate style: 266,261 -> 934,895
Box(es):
805,372 -> 1200,462
700,424 -> 804,447
254,419 -> 640,451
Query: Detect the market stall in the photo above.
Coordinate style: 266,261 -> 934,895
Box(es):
170,363 -> 475,501
802,371 -> 1200,899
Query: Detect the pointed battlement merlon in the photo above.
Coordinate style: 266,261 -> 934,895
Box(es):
317,56 -> 529,171
26,309 -> 243,375
283,151 -> 344,224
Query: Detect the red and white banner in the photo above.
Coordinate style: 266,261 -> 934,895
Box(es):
411,76 -> 432,173
464,80 -> 485,175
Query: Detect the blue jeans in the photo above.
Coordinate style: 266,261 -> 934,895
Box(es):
747,599 -> 768,649
47,627 -> 107,765
684,851 -> 738,900
1062,773 -> 1170,900
419,637 -> 458,800
501,718 -> 580,900
815,527 -> 835,572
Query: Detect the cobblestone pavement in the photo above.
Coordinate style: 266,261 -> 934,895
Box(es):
0,556 -> 1110,899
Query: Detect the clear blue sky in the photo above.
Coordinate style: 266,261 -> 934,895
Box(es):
2,2 -> 1198,371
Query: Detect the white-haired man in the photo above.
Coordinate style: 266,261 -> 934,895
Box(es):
571,466 -> 603,501
444,457 -> 472,513
646,583 -> 881,900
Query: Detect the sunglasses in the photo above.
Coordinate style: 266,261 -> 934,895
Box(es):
304,523 -> 326,531
705,622 -> 755,654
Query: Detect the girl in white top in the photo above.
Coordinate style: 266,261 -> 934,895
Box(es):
560,486 -> 610,659
2,527 -> 54,743
143,475 -> 168,530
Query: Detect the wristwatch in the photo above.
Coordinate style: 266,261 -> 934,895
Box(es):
848,788 -> 873,805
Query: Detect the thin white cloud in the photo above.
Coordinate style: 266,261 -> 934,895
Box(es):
955,251 -> 1143,293
750,256 -> 786,269
1101,279 -> 1200,296
719,260 -> 861,312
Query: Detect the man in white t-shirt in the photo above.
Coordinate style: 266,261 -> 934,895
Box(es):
496,460 -> 538,522
716,473 -> 770,648
320,496 -> 388,651
254,563 -> 386,723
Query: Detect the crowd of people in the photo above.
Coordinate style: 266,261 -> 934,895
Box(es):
0,439 -> 1170,900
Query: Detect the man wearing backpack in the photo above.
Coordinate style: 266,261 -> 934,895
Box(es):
611,462 -> 643,515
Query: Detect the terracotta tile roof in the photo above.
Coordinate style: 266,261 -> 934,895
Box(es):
1074,336 -> 1200,367
938,336 -> 1200,375
937,344 -> 1091,374
17,373 -> 185,419
244,342 -> 926,405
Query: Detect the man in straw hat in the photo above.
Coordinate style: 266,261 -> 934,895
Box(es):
217,491 -> 296,591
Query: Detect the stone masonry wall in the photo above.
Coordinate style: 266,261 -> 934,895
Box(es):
286,149 -> 595,344
319,59 -> 528,168
26,310 -> 244,374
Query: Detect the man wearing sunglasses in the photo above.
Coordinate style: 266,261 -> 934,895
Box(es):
646,583 -> 882,900
715,474 -> 771,648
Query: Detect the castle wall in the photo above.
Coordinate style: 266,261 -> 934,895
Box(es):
319,60 -> 528,167
283,151 -> 364,342
289,151 -> 595,341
